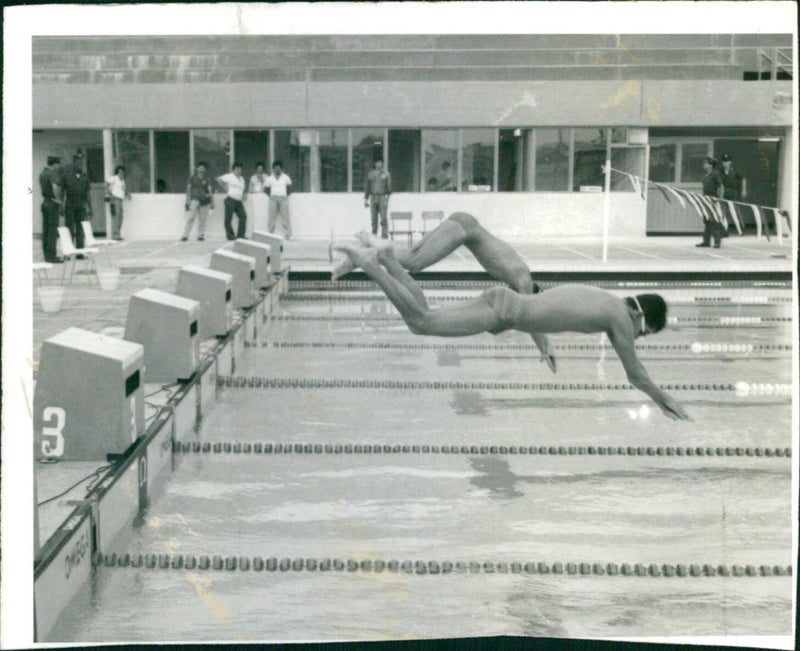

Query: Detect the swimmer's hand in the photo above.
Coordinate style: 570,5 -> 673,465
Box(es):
541,353 -> 557,374
657,395 -> 692,421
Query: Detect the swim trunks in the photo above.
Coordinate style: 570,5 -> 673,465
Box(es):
482,286 -> 522,335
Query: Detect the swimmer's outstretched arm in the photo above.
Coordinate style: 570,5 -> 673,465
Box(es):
607,325 -> 691,421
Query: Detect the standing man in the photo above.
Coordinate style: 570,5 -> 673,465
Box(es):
266,161 -> 293,240
60,153 -> 91,249
105,165 -> 131,241
217,162 -> 248,240
182,161 -> 213,242
696,157 -> 724,249
39,156 -> 63,263
720,153 -> 747,238
364,157 -> 392,239
248,161 -> 269,233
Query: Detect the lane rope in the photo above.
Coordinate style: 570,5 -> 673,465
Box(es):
267,314 -> 791,325
290,280 -> 792,291
93,552 -> 793,578
170,439 -> 792,458
217,375 -> 793,396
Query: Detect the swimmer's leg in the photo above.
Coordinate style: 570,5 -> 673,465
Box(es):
375,244 -> 428,309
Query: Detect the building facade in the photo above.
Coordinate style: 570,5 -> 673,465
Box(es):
32,34 -> 794,239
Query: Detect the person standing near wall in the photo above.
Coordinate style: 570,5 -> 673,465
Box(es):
181,161 -> 213,242
105,165 -> 130,241
266,161 -> 293,240
719,153 -> 747,238
248,161 -> 269,233
217,162 -> 248,241
39,156 -> 63,263
364,158 -> 392,239
59,153 -> 91,249
696,157 -> 724,249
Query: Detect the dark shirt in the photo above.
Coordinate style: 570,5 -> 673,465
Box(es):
188,174 -> 213,202
60,169 -> 90,201
364,169 -> 392,197
702,170 -> 723,197
39,168 -> 58,200
721,168 -> 744,200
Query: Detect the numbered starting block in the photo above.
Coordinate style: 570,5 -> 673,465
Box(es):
251,231 -> 283,272
124,288 -> 200,383
175,265 -> 233,338
209,249 -> 256,309
231,239 -> 272,289
34,327 -> 145,461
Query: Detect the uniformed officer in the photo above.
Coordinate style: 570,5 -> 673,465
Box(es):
696,157 -> 724,248
719,153 -> 747,241
60,153 -> 92,249
39,156 -> 63,262
364,158 -> 392,239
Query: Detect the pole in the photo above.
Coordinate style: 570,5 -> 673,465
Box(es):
602,158 -> 611,263
102,129 -> 114,238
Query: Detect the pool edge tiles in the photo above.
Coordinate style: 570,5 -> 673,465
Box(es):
32,280 -> 283,643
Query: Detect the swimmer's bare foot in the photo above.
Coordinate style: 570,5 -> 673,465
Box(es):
356,231 -> 392,251
331,258 -> 356,281
333,243 -> 379,270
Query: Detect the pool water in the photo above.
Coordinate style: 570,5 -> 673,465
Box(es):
50,282 -> 794,643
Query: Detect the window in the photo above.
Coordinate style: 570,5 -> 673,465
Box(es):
498,129 -> 533,192
535,128 -> 569,191
680,143 -> 711,183
352,129 -> 384,194
572,128 -> 607,191
648,144 -> 677,183
113,131 -> 151,192
274,130 -> 310,192
424,129 -> 457,191
388,129 -> 420,192
317,129 -> 348,192
461,129 -> 495,191
610,147 -> 646,192
234,131 -> 270,181
154,131 -> 189,193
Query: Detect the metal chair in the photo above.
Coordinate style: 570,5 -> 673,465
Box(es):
421,210 -> 445,236
389,212 -> 414,247
81,221 -> 117,265
57,226 -> 99,284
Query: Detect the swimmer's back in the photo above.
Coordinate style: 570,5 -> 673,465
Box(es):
515,284 -> 629,335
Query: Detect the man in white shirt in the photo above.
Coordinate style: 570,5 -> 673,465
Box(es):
265,161 -> 293,240
105,165 -> 131,240
217,162 -> 248,240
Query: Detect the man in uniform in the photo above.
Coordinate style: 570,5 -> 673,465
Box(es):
39,156 -> 63,263
696,157 -> 724,248
59,153 -> 92,249
720,153 -> 747,239
364,158 -> 392,239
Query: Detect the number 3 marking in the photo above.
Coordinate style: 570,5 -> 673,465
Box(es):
42,406 -> 66,457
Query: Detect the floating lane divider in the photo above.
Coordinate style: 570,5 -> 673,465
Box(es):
217,375 -> 793,397
270,314 -> 791,325
246,341 -> 793,354
93,553 -> 792,578
171,440 -> 792,458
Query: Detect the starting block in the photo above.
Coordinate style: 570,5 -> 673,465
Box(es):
232,239 -> 272,289
251,231 -> 283,272
176,265 -> 233,338
34,327 -> 145,461
210,249 -> 256,309
124,288 -> 200,383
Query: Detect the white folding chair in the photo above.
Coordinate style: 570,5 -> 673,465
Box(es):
82,220 -> 117,265
421,210 -> 444,236
57,226 -> 99,284
32,262 -> 54,287
389,211 -> 414,247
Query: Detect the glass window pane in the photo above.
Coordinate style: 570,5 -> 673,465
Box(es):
388,129 -> 420,192
233,131 -> 270,180
154,131 -> 189,193
274,130 -> 310,192
534,128 -> 569,191
461,129 -> 495,191
572,128 -> 607,191
649,144 -> 676,183
317,129 -> 348,192
424,129 -> 457,191
498,129 -> 534,192
680,143 -> 711,183
610,127 -> 628,144
193,129 -> 230,179
352,129 -> 384,194
113,131 -> 150,193
610,147 -> 646,192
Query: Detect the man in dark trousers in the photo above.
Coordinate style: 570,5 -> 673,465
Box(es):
696,157 -> 724,248
60,153 -> 92,249
720,153 -> 747,240
39,156 -> 63,262
364,158 -> 392,239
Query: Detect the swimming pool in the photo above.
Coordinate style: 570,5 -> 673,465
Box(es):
47,279 -> 794,643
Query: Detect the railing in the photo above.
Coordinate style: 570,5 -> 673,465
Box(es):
757,47 -> 794,80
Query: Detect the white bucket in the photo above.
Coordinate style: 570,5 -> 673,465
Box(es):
37,286 -> 65,312
97,269 -> 120,291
